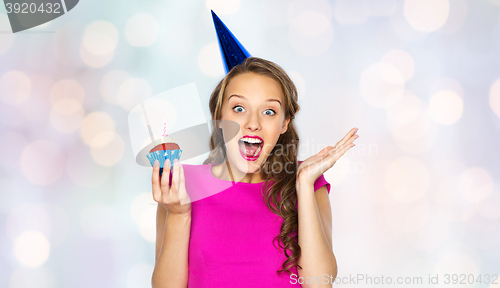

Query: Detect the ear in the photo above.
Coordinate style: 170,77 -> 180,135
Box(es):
281,118 -> 290,134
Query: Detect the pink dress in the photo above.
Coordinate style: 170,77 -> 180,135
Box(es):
182,161 -> 331,288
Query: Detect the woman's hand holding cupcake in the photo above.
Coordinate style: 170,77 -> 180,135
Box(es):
296,127 -> 359,189
151,158 -> 192,215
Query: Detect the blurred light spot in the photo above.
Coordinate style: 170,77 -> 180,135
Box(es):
117,77 -> 153,111
198,42 -> 225,77
90,132 -> 125,166
289,11 -> 333,56
459,167 -> 493,203
14,230 -> 50,267
366,0 -> 397,17
390,9 -> 429,41
100,70 -> 131,105
385,157 -> 429,203
126,263 -> 154,288
334,0 -> 368,25
0,14 -> 14,55
288,0 -> 334,21
80,44 -> 114,68
489,78 -> 500,119
206,0 -> 240,14
158,21 -> 194,57
438,0 -> 468,33
9,266 -> 56,288
82,21 -> 119,55
404,0 -> 450,32
435,175 -> 479,221
7,204 -> 51,241
20,140 -> 64,186
430,158 -> 467,179
80,112 -> 116,147
125,13 -> 159,47
333,232 -> 379,272
81,203 -> 116,239
49,79 -> 85,105
324,157 -> 351,186
0,71 -> 31,106
479,189 -> 500,219
488,0 -> 500,6
386,91 -> 434,145
67,145 -> 111,187
17,92 -> 51,123
52,21 -> 84,67
131,193 -> 156,242
260,0 -> 289,26
384,200 -> 430,234
359,63 -> 405,108
288,71 -> 306,101
380,49 -> 415,82
364,159 -> 396,205
50,99 -> 85,134
434,246 -> 479,277
431,77 -> 464,97
406,211 -> 451,250
428,90 -> 463,125
0,132 -> 27,168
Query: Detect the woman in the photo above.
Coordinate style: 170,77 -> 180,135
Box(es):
151,57 -> 358,287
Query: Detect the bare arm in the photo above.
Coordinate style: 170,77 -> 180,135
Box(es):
151,159 -> 192,288
296,184 -> 337,288
155,204 -> 167,264
152,208 -> 191,288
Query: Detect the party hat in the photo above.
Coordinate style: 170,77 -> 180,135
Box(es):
211,10 -> 251,74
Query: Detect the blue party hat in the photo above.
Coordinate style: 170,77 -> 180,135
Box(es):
211,10 -> 251,74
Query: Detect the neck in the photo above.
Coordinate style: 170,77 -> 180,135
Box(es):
213,160 -> 265,184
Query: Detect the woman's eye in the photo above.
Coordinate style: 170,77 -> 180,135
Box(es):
264,109 -> 276,116
233,105 -> 246,113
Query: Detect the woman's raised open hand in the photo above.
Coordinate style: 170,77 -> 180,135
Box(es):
151,158 -> 192,215
297,127 -> 359,187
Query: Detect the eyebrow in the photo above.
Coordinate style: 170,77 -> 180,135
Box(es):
228,94 -> 282,107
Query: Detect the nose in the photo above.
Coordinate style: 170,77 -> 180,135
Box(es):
244,112 -> 261,132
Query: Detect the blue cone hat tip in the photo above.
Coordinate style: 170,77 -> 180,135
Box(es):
211,10 -> 251,74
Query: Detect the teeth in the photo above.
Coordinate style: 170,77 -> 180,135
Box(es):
241,137 -> 262,144
253,145 -> 262,157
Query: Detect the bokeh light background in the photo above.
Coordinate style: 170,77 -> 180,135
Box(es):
1,0 -> 500,287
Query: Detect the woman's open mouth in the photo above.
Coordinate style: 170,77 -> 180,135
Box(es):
238,135 -> 264,161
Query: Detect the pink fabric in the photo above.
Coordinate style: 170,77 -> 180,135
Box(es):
182,162 -> 331,288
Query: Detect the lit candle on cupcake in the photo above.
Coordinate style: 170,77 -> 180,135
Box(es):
146,116 -> 182,175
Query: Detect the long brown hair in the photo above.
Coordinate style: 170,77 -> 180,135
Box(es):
203,57 -> 302,275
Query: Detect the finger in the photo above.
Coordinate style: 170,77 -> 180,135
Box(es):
341,133 -> 359,148
172,159 -> 181,196
178,163 -> 191,205
161,158 -> 171,194
329,142 -> 355,160
335,127 -> 358,148
152,160 -> 161,202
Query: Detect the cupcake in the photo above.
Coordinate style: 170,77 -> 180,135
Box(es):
146,135 -> 182,175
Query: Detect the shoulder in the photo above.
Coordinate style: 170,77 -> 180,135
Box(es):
298,160 -> 331,194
